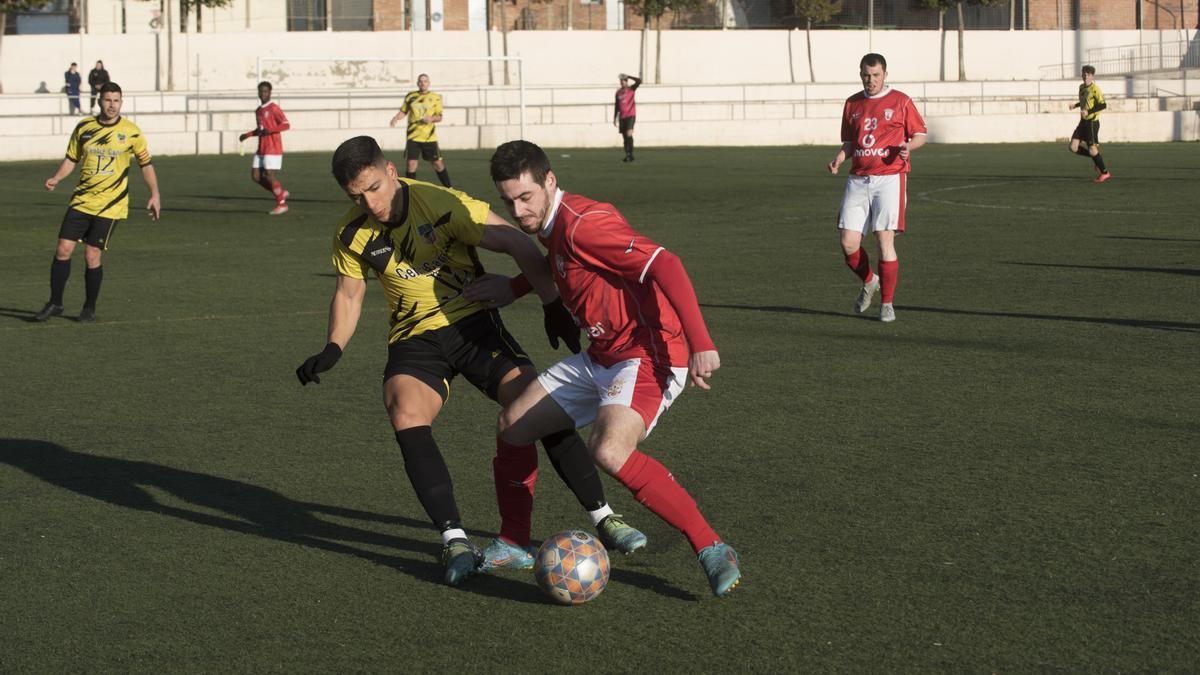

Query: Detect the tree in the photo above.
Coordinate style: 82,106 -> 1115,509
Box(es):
0,0 -> 55,93
490,0 -> 552,85
922,0 -> 1002,81
623,0 -> 702,84
793,0 -> 841,83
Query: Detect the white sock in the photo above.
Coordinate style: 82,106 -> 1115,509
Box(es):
441,528 -> 467,545
587,504 -> 614,526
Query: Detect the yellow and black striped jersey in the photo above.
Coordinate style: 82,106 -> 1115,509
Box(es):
64,116 -> 151,219
399,91 -> 443,143
1078,82 -> 1106,121
331,179 -> 494,343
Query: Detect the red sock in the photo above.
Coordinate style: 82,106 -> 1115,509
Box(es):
271,181 -> 286,203
845,247 -> 874,284
614,450 -> 718,553
493,438 -> 538,546
878,259 -> 899,303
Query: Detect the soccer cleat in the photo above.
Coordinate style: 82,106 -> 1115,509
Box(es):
440,538 -> 484,586
78,306 -> 96,322
479,537 -> 536,572
854,275 -> 880,314
697,542 -> 741,598
269,204 -> 289,215
33,303 -> 64,322
596,514 -> 648,555
1094,172 -> 1112,183
880,303 -> 896,323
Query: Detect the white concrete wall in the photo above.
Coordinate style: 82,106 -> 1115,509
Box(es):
3,29 -> 1193,96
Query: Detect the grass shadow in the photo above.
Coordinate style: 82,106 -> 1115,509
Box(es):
1002,261 -> 1200,277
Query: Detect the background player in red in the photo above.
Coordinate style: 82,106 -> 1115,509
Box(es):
614,73 -> 641,163
239,81 -> 291,215
828,53 -> 927,323
467,140 -> 742,598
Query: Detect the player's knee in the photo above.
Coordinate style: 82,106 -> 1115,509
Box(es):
587,438 -> 627,476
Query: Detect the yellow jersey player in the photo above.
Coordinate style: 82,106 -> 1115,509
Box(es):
389,73 -> 452,187
295,136 -> 646,587
1068,65 -> 1112,183
36,82 -> 161,322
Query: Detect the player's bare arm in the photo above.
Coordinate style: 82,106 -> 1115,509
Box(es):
44,158 -> 77,190
477,213 -> 558,304
327,273 -> 366,349
898,134 -> 927,161
829,142 -> 854,174
141,165 -> 162,221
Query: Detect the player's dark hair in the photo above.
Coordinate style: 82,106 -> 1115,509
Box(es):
490,140 -> 551,186
332,135 -> 387,187
258,81 -> 273,91
98,82 -> 122,96
1081,65 -> 1096,76
860,53 -> 887,71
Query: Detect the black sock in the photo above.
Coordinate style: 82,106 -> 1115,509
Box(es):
395,426 -> 461,530
405,171 -> 416,179
435,169 -> 452,187
49,258 -> 71,305
627,136 -> 635,158
540,429 -> 605,512
1092,154 -> 1107,173
84,265 -> 103,310
1075,146 -> 1091,157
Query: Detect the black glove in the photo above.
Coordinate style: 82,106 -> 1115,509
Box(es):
543,299 -> 581,354
256,129 -> 267,136
296,342 -> 343,385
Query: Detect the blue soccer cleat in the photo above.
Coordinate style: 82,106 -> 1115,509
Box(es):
596,514 -> 647,555
698,542 -> 741,598
441,538 -> 484,586
480,537 -> 536,572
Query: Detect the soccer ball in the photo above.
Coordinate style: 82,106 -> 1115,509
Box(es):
534,529 -> 610,605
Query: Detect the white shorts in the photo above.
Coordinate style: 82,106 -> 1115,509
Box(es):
537,352 -> 688,438
837,173 -> 908,233
252,154 -> 283,171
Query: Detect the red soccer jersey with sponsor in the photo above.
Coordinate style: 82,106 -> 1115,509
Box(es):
840,87 -> 926,176
539,192 -> 689,368
250,101 -> 290,156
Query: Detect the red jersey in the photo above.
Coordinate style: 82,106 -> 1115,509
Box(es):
839,87 -> 926,176
248,101 -> 290,156
539,191 -> 691,368
615,86 -> 637,119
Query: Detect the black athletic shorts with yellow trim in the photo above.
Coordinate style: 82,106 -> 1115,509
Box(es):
384,308 -> 533,402
58,207 -> 119,250
405,139 -> 442,162
618,116 -> 636,134
1071,119 -> 1100,146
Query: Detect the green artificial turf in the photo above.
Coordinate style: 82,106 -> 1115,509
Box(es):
1,143 -> 1197,671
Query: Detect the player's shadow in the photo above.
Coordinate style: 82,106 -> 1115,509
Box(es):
181,193 -> 345,205
0,438 -> 543,601
1100,235 -> 1200,243
0,306 -> 39,322
1002,261 -> 1200,277
0,438 -> 693,602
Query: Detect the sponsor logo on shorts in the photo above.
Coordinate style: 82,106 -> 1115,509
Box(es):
606,378 -> 625,398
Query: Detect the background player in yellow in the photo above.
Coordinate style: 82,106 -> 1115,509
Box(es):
1068,65 -> 1112,183
389,73 -> 452,187
295,136 -> 646,587
36,82 -> 161,323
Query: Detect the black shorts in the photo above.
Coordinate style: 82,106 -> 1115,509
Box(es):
618,116 -> 636,134
1072,119 -> 1100,145
58,208 -> 119,250
405,140 -> 442,162
384,309 -> 533,402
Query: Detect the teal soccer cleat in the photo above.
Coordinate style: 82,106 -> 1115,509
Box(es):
441,538 -> 484,586
698,542 -> 741,598
480,537 -> 536,572
596,514 -> 648,554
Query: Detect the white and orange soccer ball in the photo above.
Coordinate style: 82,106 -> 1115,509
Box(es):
534,530 -> 610,605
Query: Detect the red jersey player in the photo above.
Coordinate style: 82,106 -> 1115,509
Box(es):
828,53 -> 927,323
614,73 -> 641,162
239,81 -> 291,215
466,140 -> 742,598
